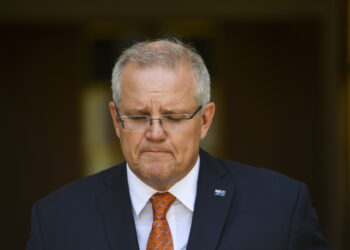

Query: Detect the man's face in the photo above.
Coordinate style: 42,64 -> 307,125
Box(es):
109,62 -> 215,190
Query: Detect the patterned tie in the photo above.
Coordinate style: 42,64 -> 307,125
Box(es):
146,192 -> 176,250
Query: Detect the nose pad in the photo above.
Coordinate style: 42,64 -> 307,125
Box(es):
147,118 -> 166,138
149,118 -> 163,130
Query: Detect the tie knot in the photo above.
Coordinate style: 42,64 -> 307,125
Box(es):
150,192 -> 176,220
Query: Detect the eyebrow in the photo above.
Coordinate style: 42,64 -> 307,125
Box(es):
162,108 -> 188,114
122,109 -> 149,116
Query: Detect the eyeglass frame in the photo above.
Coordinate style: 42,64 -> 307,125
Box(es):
113,102 -> 203,132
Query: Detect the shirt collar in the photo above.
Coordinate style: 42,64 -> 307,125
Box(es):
127,156 -> 200,217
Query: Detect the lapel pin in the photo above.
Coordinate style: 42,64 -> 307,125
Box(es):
214,189 -> 226,197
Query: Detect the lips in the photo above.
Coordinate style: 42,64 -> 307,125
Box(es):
141,148 -> 171,156
142,151 -> 169,154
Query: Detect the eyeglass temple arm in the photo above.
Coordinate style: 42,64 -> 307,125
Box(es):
114,103 -> 126,128
188,105 -> 203,119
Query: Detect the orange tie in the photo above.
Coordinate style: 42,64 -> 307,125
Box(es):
146,192 -> 176,250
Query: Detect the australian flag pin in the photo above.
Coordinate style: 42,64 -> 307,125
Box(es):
214,189 -> 226,197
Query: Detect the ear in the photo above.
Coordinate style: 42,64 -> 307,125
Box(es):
108,101 -> 121,138
200,102 -> 215,140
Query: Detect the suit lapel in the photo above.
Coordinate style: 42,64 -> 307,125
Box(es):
96,164 -> 139,250
187,149 -> 236,250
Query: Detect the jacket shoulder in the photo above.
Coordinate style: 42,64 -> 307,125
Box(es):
35,164 -> 123,209
216,158 -> 304,196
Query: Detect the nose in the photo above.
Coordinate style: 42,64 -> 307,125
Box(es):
145,118 -> 166,141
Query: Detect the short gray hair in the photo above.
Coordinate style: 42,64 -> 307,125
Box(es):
111,38 -> 211,106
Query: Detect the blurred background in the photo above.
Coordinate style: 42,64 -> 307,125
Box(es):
0,0 -> 349,249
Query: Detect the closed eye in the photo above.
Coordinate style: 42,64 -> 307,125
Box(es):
127,116 -> 149,121
163,114 -> 189,122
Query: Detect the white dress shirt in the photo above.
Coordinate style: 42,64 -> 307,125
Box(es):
126,157 -> 200,250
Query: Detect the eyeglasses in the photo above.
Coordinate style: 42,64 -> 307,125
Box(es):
114,104 -> 203,133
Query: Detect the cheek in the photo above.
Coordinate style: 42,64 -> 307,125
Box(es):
120,133 -> 143,158
172,126 -> 201,153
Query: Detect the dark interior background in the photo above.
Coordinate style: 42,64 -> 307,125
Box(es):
0,0 -> 349,249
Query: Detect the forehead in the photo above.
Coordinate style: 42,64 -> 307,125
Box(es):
118,63 -> 198,109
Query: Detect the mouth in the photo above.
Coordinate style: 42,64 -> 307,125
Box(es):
141,150 -> 171,156
142,151 -> 169,154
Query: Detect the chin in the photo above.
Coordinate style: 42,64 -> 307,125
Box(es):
143,160 -> 170,173
141,161 -> 173,179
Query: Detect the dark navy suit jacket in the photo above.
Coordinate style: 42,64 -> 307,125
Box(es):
26,149 -> 331,250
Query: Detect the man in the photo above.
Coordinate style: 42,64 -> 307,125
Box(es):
26,39 -> 331,250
